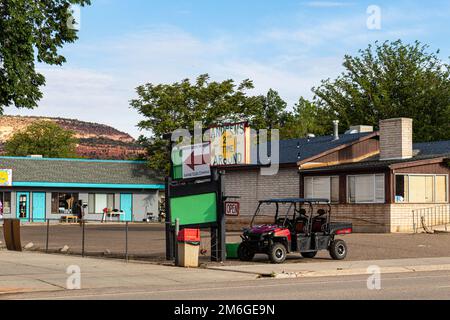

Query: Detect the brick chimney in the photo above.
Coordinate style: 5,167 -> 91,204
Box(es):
379,118 -> 413,160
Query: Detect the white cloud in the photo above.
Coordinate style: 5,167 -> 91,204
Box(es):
6,4 -> 437,139
6,67 -> 142,138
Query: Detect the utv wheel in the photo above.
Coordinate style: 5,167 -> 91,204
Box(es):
238,243 -> 255,261
301,251 -> 317,258
329,239 -> 347,260
268,243 -> 287,264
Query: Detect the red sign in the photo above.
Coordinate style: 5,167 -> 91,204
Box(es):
225,202 -> 240,216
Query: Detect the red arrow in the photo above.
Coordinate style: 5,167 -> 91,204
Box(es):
185,150 -> 208,171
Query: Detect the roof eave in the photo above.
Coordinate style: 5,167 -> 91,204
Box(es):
296,132 -> 379,167
388,156 -> 446,170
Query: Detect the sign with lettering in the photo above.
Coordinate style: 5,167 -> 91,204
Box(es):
209,122 -> 251,166
0,169 -> 12,187
181,143 -> 211,180
225,202 -> 240,216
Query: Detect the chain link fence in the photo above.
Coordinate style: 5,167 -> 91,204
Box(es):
16,219 -> 167,262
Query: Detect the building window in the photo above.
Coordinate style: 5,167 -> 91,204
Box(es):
395,174 -> 448,203
88,193 -> 115,214
304,176 -> 339,203
0,192 -> 12,214
347,174 -> 385,204
51,193 -> 79,214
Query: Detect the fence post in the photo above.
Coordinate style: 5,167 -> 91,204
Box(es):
45,218 -> 50,253
81,219 -> 85,258
125,221 -> 129,262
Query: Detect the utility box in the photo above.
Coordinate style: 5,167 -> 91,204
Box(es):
177,229 -> 200,268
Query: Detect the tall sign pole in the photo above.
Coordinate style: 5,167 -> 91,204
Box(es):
165,122 -> 250,263
165,138 -> 174,260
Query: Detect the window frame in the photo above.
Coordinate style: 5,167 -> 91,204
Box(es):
394,173 -> 449,204
0,192 -> 12,214
304,176 -> 340,203
88,193 -> 115,214
51,192 -> 80,214
347,174 -> 386,204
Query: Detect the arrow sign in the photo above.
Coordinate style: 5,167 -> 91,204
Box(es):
181,143 -> 211,179
185,149 -> 209,171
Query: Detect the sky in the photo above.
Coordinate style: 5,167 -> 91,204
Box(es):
6,0 -> 450,138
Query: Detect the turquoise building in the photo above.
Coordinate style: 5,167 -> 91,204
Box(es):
0,156 -> 164,222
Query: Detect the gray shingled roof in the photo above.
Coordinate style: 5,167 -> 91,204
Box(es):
0,157 -> 163,185
251,132 -> 375,165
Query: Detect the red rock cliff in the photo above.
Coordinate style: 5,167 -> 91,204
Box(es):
0,115 -> 146,160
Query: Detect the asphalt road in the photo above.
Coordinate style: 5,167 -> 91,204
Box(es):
12,223 -> 450,265
13,270 -> 450,300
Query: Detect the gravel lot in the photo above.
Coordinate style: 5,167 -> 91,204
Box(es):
2,223 -> 450,265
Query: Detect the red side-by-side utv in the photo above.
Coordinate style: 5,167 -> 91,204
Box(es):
238,198 -> 353,264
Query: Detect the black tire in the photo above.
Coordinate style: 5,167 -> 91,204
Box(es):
268,243 -> 287,264
329,239 -> 348,260
301,251 -> 317,258
238,243 -> 255,261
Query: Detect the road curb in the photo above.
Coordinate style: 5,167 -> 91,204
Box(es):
270,264 -> 450,279
207,261 -> 450,279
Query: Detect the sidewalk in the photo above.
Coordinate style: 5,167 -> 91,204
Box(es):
208,256 -> 450,278
0,251 -> 256,296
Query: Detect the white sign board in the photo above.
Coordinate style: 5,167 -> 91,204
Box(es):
209,122 -> 251,166
181,143 -> 211,179
0,169 -> 12,187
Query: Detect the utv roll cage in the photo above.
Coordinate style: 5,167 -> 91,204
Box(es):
251,198 -> 332,234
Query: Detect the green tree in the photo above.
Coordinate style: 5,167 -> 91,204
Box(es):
251,89 -> 290,130
313,40 -> 450,141
5,121 -> 78,158
282,97 -> 332,139
131,74 -> 282,174
0,0 -> 91,113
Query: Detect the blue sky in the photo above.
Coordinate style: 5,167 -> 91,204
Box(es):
7,0 -> 450,138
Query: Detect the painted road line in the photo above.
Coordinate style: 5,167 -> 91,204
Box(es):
8,271 -> 450,300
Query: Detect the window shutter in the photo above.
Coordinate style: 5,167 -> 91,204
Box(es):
88,193 -> 95,214
305,177 -> 313,198
425,176 -> 434,203
355,175 -> 374,203
375,174 -> 385,203
436,175 -> 448,203
331,176 -> 340,203
409,176 -> 426,203
313,177 -> 331,201
95,194 -> 107,213
107,194 -> 115,210
348,176 -> 355,203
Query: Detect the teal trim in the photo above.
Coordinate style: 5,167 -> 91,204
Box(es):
12,182 -> 164,190
0,156 -> 147,164
16,192 -> 30,221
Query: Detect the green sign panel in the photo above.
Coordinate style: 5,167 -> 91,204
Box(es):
170,192 -> 217,226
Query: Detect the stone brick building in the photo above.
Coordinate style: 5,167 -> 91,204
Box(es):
224,118 -> 450,233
